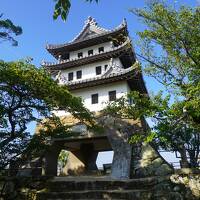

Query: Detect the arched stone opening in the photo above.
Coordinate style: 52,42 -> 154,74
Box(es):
41,115 -> 148,179
59,136 -> 113,176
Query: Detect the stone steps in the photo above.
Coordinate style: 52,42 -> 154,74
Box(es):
47,177 -> 158,192
36,176 -> 170,200
37,189 -> 153,200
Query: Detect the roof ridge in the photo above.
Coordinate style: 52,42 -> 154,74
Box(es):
46,18 -> 127,50
69,16 -> 109,43
42,38 -> 131,67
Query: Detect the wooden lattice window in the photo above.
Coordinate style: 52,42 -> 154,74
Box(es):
78,52 -> 83,58
96,66 -> 102,75
91,93 -> 98,104
99,47 -> 104,53
68,72 -> 73,81
76,70 -> 82,79
63,53 -> 70,60
109,90 -> 116,102
88,49 -> 93,56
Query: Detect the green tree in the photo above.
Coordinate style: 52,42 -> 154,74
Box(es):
105,91 -> 200,168
132,1 -> 200,168
53,0 -> 98,20
131,2 -> 200,122
0,60 -> 94,170
0,14 -> 22,46
58,150 -> 69,175
106,1 -> 200,168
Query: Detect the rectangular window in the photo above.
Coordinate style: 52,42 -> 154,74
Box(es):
76,70 -> 82,79
91,93 -> 98,104
96,66 -> 102,75
109,90 -> 116,102
99,47 -> 104,53
78,52 -> 83,58
63,53 -> 70,60
68,72 -> 73,81
88,49 -> 93,56
104,64 -> 108,71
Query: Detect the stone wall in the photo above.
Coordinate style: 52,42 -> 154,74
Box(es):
0,174 -> 200,200
132,143 -> 174,177
170,169 -> 200,198
98,115 -> 144,179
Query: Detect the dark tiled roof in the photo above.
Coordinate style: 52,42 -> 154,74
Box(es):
46,18 -> 127,50
45,18 -> 128,58
42,39 -> 134,70
55,63 -> 146,92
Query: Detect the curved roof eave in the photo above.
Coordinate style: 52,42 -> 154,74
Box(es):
45,17 -> 128,53
42,38 -> 133,70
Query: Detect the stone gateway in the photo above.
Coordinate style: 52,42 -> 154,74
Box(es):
39,17 -> 173,179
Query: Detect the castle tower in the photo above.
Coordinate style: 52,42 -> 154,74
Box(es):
42,17 -> 147,179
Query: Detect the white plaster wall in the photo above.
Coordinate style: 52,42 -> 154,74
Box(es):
69,42 -> 112,60
54,81 -> 131,116
60,58 -> 123,83
61,60 -> 109,82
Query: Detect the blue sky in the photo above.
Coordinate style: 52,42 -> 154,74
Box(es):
0,0 -> 198,166
0,0 -> 197,65
0,0 -> 197,94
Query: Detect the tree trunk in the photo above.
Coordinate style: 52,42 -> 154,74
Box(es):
179,146 -> 190,168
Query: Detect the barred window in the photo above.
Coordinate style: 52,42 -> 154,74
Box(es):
78,52 -> 83,58
96,66 -> 102,75
98,47 -> 104,53
63,53 -> 70,60
68,72 -> 73,81
91,93 -> 98,104
76,70 -> 82,79
88,49 -> 93,56
109,90 -> 116,102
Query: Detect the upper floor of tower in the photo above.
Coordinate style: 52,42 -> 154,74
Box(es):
42,17 -> 147,95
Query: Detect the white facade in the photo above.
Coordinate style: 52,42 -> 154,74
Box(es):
47,17 -> 134,116
73,81 -> 131,111
54,81 -> 131,116
69,42 -> 112,60
59,58 -> 123,83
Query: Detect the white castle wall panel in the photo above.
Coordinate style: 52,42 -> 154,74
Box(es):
70,42 -> 112,60
60,58 -> 123,82
54,81 -> 131,116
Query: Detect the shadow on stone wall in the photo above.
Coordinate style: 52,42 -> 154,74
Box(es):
132,143 -> 174,177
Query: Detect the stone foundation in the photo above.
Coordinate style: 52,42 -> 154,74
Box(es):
33,113 -> 173,179
36,114 -> 147,179
132,143 -> 174,177
0,174 -> 199,200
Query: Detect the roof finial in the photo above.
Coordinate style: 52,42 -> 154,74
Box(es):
88,16 -> 92,21
122,18 -> 127,26
85,16 -> 97,26
85,16 -> 92,24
